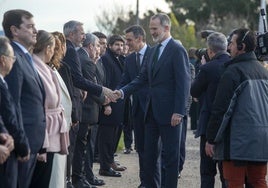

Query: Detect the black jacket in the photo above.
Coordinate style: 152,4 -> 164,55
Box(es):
207,51 -> 268,161
191,52 -> 230,137
99,49 -> 125,126
78,48 -> 105,124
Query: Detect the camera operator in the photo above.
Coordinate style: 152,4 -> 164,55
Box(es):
206,28 -> 268,188
190,32 -> 230,188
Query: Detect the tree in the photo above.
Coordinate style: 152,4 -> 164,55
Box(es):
165,0 -> 261,34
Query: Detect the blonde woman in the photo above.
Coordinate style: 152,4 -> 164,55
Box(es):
49,31 -> 73,188
29,30 -> 69,188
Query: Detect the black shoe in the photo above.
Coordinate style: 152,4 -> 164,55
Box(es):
123,148 -> 131,154
99,168 -> 122,177
87,176 -> 105,186
73,177 -> 96,188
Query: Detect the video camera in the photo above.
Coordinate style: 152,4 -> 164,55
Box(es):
195,30 -> 215,62
255,8 -> 268,61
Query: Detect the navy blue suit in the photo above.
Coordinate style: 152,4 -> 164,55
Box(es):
119,46 -> 151,186
0,78 -> 30,188
5,42 -> 46,188
191,52 -> 230,188
122,38 -> 191,188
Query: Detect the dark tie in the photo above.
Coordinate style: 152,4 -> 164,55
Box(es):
136,52 -> 141,71
25,53 -> 38,76
152,43 -> 161,70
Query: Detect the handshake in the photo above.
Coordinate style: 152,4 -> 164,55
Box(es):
102,87 -> 123,105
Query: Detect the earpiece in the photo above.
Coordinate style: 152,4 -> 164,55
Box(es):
237,30 -> 249,51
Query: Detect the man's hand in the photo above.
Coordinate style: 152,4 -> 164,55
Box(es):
113,90 -> 122,99
0,133 -> 14,152
103,96 -> 111,105
102,87 -> 118,102
205,142 -> 214,157
0,145 -> 10,164
37,153 -> 47,162
171,113 -> 182,126
104,105 -> 112,116
18,149 -> 30,162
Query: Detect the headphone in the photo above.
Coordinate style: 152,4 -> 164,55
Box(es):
237,30 -> 250,51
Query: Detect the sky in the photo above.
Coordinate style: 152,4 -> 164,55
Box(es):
0,0 -> 170,34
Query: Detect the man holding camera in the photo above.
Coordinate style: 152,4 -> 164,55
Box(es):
205,28 -> 268,187
191,32 -> 230,188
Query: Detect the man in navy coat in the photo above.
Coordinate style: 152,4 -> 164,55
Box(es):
119,25 -> 155,188
116,13 -> 191,188
191,32 -> 230,188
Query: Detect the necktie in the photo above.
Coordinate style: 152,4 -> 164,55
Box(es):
136,52 -> 141,70
152,43 -> 161,71
25,53 -> 38,76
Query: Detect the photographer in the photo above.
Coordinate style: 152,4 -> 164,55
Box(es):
191,32 -> 230,188
206,28 -> 268,188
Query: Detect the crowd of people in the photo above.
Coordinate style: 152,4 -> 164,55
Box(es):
0,8 -> 268,188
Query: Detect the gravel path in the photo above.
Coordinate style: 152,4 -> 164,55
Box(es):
93,126 -> 222,188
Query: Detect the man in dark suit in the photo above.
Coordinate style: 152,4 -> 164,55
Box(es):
0,36 -> 21,188
98,34 -> 126,178
191,32 -> 230,188
118,25 -> 155,188
116,13 -> 191,188
72,33 -> 105,187
2,9 -> 46,188
63,21 -> 116,188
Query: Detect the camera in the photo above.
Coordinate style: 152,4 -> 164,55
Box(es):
255,8 -> 268,61
195,48 -> 210,62
195,30 -> 215,62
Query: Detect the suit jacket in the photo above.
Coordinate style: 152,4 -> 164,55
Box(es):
122,38 -> 191,125
99,49 -> 125,126
63,40 -> 102,96
58,61 -> 79,123
5,42 -> 46,154
0,78 -> 29,157
77,48 -> 105,124
190,52 -> 230,137
119,46 -> 151,115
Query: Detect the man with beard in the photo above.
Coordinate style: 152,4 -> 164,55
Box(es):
98,34 -> 126,177
115,13 -> 191,188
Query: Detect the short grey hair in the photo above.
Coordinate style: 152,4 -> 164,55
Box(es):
63,20 -> 83,37
0,36 -> 10,56
206,32 -> 227,53
151,13 -> 171,28
82,33 -> 98,47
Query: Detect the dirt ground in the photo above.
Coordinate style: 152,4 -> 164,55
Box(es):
93,125 -> 223,188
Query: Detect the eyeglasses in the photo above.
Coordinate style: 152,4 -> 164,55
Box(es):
4,55 -> 16,62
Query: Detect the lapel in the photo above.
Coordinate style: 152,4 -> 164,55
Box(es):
56,71 -> 71,101
11,42 -> 46,99
152,39 -> 173,78
12,43 -> 44,90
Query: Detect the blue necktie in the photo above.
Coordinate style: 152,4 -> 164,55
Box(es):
136,52 -> 141,70
25,53 -> 38,76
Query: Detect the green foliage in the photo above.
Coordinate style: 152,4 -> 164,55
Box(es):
166,0 -> 260,33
